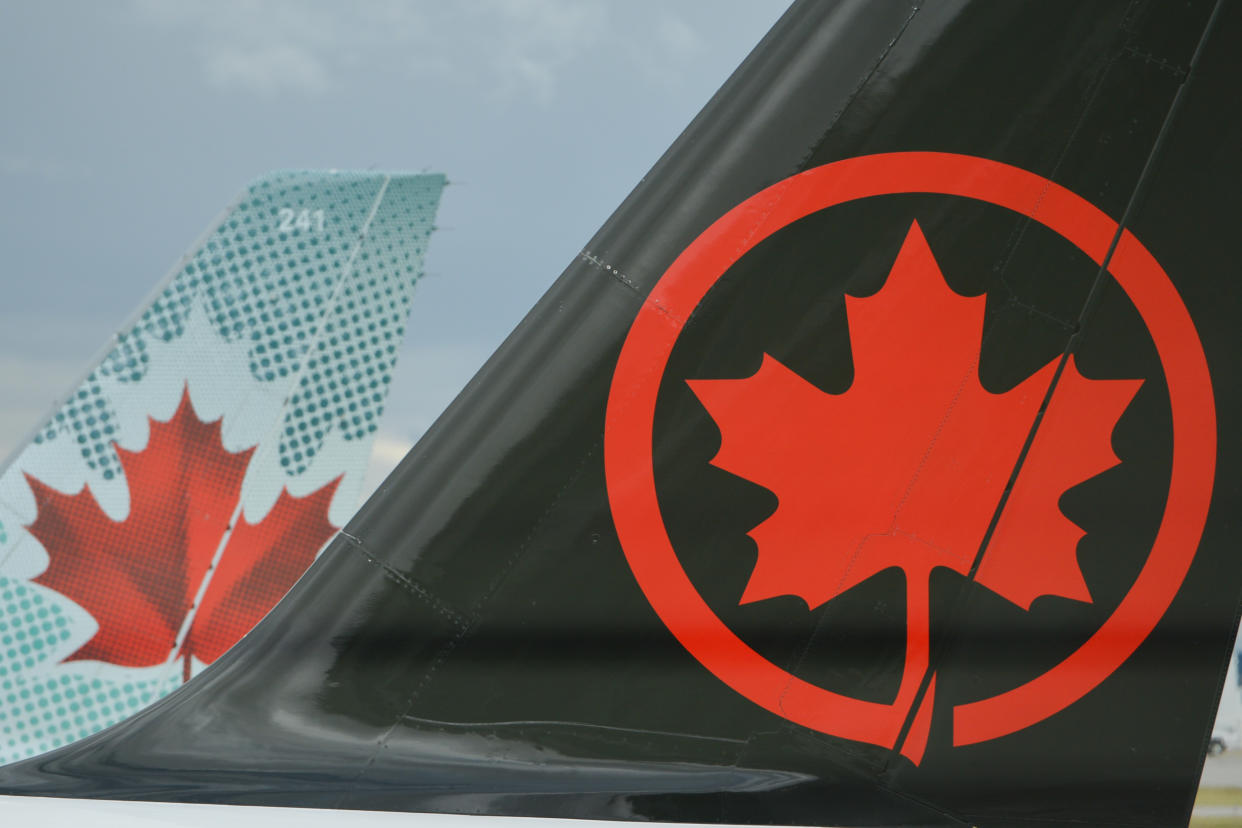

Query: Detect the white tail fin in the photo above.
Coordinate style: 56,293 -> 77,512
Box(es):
0,170 -> 445,764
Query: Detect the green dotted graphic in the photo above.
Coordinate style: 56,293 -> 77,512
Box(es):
3,171 -> 445,764
279,177 -> 441,472
0,577 -> 179,758
34,171 -> 445,479
0,580 -> 70,679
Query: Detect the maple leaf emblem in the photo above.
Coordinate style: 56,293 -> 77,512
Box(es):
688,221 -> 1141,760
25,388 -> 339,680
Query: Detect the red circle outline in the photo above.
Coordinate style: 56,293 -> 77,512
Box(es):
604,152 -> 1217,748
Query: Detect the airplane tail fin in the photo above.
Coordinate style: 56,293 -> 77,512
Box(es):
0,170 -> 444,764
1,2 -> 1240,827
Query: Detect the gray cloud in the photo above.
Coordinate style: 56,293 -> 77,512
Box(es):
0,151 -> 83,181
130,0 -> 615,104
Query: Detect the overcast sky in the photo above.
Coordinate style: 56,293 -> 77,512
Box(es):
0,0 -> 789,492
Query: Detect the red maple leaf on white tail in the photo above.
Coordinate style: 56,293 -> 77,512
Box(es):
25,388 -> 339,681
688,221 -> 1140,763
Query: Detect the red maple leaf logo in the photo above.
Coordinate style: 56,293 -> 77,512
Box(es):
24,388 -> 339,681
688,221 -> 1141,760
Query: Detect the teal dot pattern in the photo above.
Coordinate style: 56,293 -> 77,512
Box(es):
279,176 -> 441,473
0,576 -> 178,757
33,171 -> 446,479
0,521 -> 6,545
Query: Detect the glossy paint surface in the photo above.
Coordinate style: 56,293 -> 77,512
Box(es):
0,2 -> 1239,827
